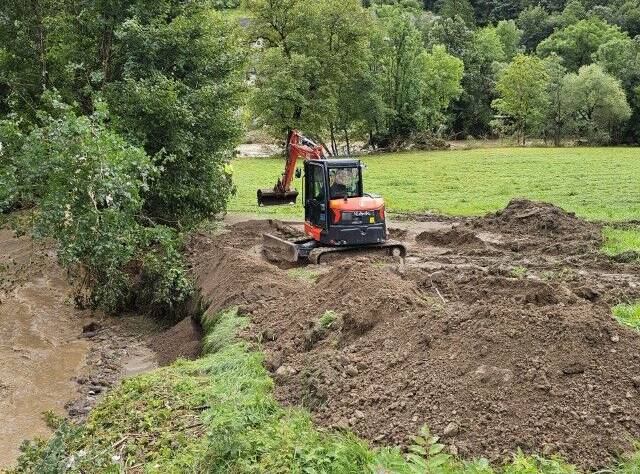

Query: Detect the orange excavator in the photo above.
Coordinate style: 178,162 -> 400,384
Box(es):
257,130 -> 406,263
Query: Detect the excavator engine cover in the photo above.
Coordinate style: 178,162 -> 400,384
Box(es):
257,189 -> 299,206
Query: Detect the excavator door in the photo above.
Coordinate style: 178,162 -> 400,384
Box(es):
304,161 -> 328,231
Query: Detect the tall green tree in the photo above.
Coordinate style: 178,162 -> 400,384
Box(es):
558,0 -> 587,27
439,0 -> 475,25
495,20 -> 523,60
374,5 -> 463,141
593,37 -> 640,141
423,15 -> 473,58
1,0 -> 247,227
0,0 -> 79,120
563,64 -> 631,143
492,54 -> 549,144
517,6 -> 556,52
422,45 -> 465,128
452,25 -> 505,137
537,18 -> 628,71
610,0 -> 640,37
105,4 -> 246,226
249,0 -> 374,151
542,54 -> 570,146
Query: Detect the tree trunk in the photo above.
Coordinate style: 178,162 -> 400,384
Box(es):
330,125 -> 338,156
100,26 -> 114,85
32,0 -> 48,92
320,141 -> 333,156
554,127 -> 561,147
344,129 -> 351,156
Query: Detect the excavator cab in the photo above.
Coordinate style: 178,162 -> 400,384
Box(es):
303,159 -> 387,246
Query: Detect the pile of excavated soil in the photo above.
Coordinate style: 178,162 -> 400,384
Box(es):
150,317 -> 203,366
189,202 -> 640,470
416,227 -> 484,248
478,198 -> 594,235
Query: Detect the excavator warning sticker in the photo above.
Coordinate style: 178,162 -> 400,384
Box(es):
369,216 -> 375,224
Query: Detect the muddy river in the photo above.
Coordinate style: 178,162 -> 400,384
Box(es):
0,229 -> 91,467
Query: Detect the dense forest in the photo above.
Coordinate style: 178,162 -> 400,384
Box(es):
0,0 -> 638,316
248,0 -> 640,149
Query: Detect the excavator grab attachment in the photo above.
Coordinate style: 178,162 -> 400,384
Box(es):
257,189 -> 299,206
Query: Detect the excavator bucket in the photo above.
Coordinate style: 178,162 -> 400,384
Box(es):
257,189 -> 299,206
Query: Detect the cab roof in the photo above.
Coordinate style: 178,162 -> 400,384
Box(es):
308,158 -> 362,167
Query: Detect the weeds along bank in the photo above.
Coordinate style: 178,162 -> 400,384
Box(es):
14,200 -> 640,472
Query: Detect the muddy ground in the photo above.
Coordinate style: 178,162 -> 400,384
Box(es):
0,227 -> 162,468
189,199 -> 640,470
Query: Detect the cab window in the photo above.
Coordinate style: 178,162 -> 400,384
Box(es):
329,167 -> 359,199
311,165 -> 325,201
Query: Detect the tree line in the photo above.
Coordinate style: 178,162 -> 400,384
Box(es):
0,0 -> 246,316
247,0 -> 640,147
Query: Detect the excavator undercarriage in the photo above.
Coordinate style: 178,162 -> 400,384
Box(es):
262,232 -> 406,264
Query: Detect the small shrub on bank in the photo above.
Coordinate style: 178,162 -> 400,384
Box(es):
11,108 -> 192,316
0,119 -> 25,212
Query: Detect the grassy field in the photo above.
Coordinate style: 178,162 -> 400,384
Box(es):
230,147 -> 640,221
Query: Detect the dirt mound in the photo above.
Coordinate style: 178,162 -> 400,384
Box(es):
416,227 -> 483,247
479,198 -> 596,236
150,317 -> 203,366
189,208 -> 640,470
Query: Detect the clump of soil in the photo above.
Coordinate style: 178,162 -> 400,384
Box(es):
150,317 -> 203,366
466,199 -> 603,258
190,203 -> 640,470
416,226 -> 483,247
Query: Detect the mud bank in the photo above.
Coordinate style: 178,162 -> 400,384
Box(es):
189,200 -> 640,470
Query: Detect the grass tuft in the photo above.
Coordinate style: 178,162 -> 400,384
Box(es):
602,227 -> 640,257
510,266 -> 527,278
319,310 -> 338,329
612,303 -> 640,330
287,266 -> 320,283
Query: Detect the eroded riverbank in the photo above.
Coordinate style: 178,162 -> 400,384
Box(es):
0,228 -> 161,469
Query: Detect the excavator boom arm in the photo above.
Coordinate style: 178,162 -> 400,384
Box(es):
257,130 -> 325,206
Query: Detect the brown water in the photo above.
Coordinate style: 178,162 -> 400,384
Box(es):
0,229 -> 89,469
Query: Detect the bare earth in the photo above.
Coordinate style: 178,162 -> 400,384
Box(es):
189,200 -> 640,470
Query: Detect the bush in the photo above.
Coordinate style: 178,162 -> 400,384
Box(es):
0,119 -> 25,212
14,108 -> 192,316
105,7 -> 245,228
212,0 -> 241,8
